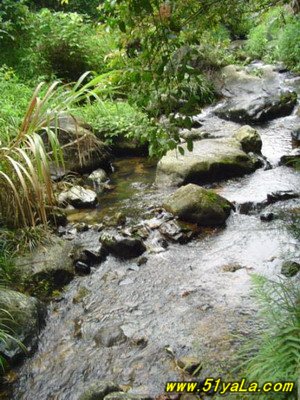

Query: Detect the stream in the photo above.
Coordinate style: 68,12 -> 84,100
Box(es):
11,64 -> 300,400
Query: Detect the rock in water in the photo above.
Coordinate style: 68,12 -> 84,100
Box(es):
156,138 -> 259,187
163,184 -> 233,227
0,290 -> 46,362
214,65 -> 297,123
87,168 -> 108,189
281,261 -> 300,277
58,186 -> 98,208
233,125 -> 262,153
100,230 -> 146,259
78,381 -> 121,400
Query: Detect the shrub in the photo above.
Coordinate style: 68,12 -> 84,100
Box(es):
277,18 -> 300,72
74,101 -> 172,157
0,67 -> 33,143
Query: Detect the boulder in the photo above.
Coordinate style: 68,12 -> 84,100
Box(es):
281,261 -> 300,277
163,184 -> 233,226
78,381 -> 121,400
214,65 -> 297,123
58,186 -> 98,208
43,114 -> 111,173
156,138 -> 259,187
233,125 -> 262,153
15,236 -> 74,290
0,289 -> 46,362
100,230 -> 146,260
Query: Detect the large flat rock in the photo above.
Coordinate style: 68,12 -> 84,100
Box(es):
155,138 -> 259,187
214,65 -> 297,123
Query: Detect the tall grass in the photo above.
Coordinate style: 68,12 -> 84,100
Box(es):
0,72 -> 109,228
239,275 -> 300,399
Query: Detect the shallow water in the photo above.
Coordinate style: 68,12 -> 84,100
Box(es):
11,64 -> 300,400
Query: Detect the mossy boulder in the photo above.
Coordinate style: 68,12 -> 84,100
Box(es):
233,125 -> 262,153
156,138 -> 259,187
0,289 -> 46,363
163,184 -> 233,226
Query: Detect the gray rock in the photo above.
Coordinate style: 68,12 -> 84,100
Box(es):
58,186 -> 98,208
100,231 -> 146,260
104,393 -> 152,400
15,236 -> 74,289
214,65 -> 297,123
94,324 -> 127,347
233,125 -> 262,153
0,289 -> 46,362
281,261 -> 300,277
163,184 -> 233,227
44,114 -> 111,173
156,138 -> 258,187
78,381 -> 121,400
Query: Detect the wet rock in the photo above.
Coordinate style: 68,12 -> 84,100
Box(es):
0,290 -> 46,363
280,148 -> 300,168
75,261 -> 91,275
15,236 -> 75,289
180,129 -> 210,141
78,381 -> 121,400
58,186 -> 98,208
163,184 -> 233,227
291,127 -> 300,142
214,65 -> 297,123
238,201 -> 256,215
72,245 -> 107,267
159,220 -> 194,244
104,393 -> 152,400
281,261 -> 300,277
222,263 -> 244,273
87,169 -> 108,191
137,256 -> 148,266
100,231 -> 146,260
44,114 -> 111,173
177,356 -> 202,375
233,125 -> 262,153
94,324 -> 127,347
267,190 -> 299,204
156,138 -> 259,187
260,212 -> 275,222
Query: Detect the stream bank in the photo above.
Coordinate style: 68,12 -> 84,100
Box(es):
6,62 -> 300,400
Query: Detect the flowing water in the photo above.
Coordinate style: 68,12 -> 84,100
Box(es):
11,66 -> 300,400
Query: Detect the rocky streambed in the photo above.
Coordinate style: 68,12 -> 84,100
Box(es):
3,63 -> 300,400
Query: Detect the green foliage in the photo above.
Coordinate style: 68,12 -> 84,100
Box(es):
28,9 -> 119,81
0,66 -> 33,143
246,6 -> 300,71
277,17 -> 300,71
74,101 -> 173,157
239,275 -> 300,399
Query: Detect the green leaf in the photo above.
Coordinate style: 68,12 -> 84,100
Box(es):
118,20 -> 126,33
178,146 -> 184,156
187,138 -> 193,152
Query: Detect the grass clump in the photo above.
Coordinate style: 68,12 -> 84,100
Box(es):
238,275 -> 299,399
